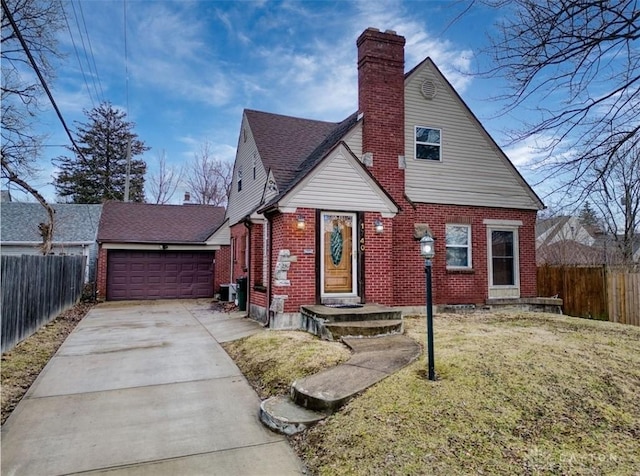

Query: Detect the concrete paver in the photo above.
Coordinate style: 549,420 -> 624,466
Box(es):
1,300 -> 303,476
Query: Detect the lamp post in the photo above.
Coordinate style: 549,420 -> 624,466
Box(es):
420,234 -> 436,381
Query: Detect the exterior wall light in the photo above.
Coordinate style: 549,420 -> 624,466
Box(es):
297,215 -> 306,230
374,219 -> 384,234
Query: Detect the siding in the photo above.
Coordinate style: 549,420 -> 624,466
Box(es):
226,114 -> 270,226
404,61 -> 541,210
343,121 -> 363,160
281,144 -> 397,215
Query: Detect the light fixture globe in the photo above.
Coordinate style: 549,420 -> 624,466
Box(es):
420,234 -> 435,259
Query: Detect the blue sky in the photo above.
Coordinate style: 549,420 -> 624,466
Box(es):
10,0 -> 549,204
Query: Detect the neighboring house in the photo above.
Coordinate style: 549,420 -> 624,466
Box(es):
0,202 -> 102,282
224,28 -> 544,327
537,216 -> 640,266
96,201 -> 228,301
536,216 -> 602,265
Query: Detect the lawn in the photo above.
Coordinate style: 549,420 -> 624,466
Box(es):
227,312 -> 640,475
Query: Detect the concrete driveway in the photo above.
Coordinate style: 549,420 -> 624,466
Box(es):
1,300 -> 304,475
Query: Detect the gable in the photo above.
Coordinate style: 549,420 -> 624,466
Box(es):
278,143 -> 398,217
226,113 -> 268,226
404,59 -> 543,211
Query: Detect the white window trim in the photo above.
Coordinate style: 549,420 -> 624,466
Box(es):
414,125 -> 442,161
446,224 -> 472,269
486,226 -> 520,289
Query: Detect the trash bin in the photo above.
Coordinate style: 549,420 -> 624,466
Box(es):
236,277 -> 247,311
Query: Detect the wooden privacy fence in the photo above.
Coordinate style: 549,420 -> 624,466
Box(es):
608,271 -> 640,326
537,265 -> 608,319
1,255 -> 86,352
537,265 -> 640,326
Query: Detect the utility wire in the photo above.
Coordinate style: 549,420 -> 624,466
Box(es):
1,0 -> 88,164
123,0 -> 129,113
77,0 -> 104,102
71,0 -> 101,104
61,0 -> 95,106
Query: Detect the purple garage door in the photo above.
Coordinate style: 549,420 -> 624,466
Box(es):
107,250 -> 214,300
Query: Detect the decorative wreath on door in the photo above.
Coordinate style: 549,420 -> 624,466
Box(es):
330,222 -> 343,266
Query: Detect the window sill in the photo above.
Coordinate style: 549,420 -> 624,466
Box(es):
446,268 -> 475,275
253,285 -> 267,293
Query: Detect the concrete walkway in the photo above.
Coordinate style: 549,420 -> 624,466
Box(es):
1,300 -> 304,475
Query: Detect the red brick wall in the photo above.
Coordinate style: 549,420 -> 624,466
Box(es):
230,223 -> 248,282
96,246 -> 107,300
364,212 -> 395,305
387,204 -> 538,306
213,245 -> 231,293
249,223 -> 267,308
271,209 -> 316,313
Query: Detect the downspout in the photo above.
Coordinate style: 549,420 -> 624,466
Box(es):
243,218 -> 252,316
266,214 -> 273,327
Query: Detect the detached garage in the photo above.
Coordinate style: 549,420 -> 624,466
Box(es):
96,201 -> 229,301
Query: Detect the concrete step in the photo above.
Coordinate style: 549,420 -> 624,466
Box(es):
324,319 -> 403,339
301,304 -> 401,323
259,395 -> 329,435
291,335 -> 421,412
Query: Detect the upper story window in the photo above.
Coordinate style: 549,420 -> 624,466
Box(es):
446,224 -> 471,268
415,126 -> 441,161
253,153 -> 258,180
237,168 -> 243,192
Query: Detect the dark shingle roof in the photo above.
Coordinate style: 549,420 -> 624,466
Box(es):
98,201 -> 225,243
245,109 -> 339,191
1,203 -> 102,243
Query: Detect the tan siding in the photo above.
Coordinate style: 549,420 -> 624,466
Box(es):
404,63 -> 540,210
343,121 -> 362,160
226,114 -> 270,225
284,145 -> 396,214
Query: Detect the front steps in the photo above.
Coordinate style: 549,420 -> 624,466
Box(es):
300,304 -> 403,340
259,334 -> 421,435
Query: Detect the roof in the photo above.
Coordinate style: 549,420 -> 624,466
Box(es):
244,109 -> 340,191
262,113 -> 361,208
98,201 -> 225,244
1,203 -> 102,243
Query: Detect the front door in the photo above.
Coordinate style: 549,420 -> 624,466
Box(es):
321,212 -> 357,297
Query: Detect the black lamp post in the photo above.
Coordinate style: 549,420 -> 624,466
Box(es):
420,234 -> 436,381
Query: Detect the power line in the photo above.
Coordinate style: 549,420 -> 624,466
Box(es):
123,0 -> 129,113
77,0 -> 104,102
1,0 -> 88,164
60,0 -> 95,106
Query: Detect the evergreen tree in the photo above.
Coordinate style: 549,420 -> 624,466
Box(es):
54,102 -> 148,203
578,201 -> 601,232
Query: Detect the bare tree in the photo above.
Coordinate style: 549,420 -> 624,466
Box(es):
477,0 -> 639,197
586,142 -> 640,266
1,0 -> 63,254
184,142 -> 232,206
146,150 -> 183,204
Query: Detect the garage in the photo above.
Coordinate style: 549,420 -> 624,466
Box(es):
107,250 -> 215,300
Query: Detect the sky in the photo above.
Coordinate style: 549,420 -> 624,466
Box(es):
6,0 -> 550,205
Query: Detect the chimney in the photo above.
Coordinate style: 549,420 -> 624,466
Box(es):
357,28 -> 406,202
183,191 -> 191,204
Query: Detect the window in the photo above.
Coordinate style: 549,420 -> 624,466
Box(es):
237,168 -> 243,192
415,126 -> 441,160
446,224 -> 471,268
253,156 -> 257,180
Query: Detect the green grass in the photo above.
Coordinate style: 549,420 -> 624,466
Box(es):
227,312 -> 640,475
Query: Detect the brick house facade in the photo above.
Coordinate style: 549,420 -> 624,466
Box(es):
223,28 -> 543,327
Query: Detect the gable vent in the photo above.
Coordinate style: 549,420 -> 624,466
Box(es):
421,79 -> 437,100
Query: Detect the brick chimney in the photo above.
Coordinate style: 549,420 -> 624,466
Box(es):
357,28 -> 406,203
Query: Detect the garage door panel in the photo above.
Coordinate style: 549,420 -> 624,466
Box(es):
107,251 -> 215,300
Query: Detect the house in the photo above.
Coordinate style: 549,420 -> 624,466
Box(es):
536,216 -> 602,265
96,201 -> 228,301
0,202 -> 103,282
224,28 -> 544,328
